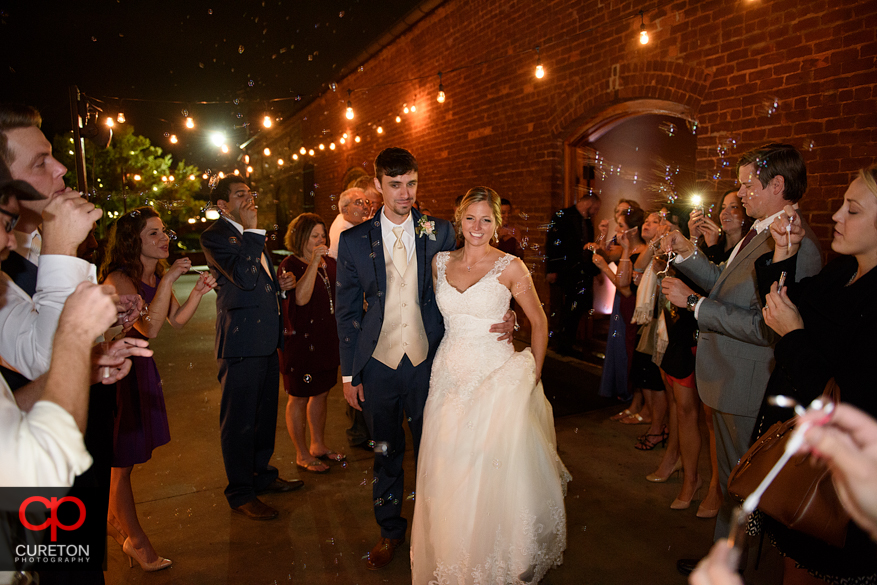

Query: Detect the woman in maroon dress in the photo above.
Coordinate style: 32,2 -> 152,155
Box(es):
280,213 -> 344,473
100,206 -> 215,571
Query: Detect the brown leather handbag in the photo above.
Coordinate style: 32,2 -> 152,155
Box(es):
727,380 -> 850,548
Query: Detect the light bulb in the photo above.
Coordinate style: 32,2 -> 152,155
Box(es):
329,142 -> 336,150
346,105 -> 354,120
308,149 -> 315,156
117,112 -> 126,123
263,115 -> 272,128
105,117 -> 114,127
263,147 -> 271,156
319,143 -> 325,150
161,176 -> 168,182
218,172 -> 225,179
410,104 -> 416,112
133,174 -> 141,181
232,169 -> 239,176
535,64 -> 544,78
188,174 -> 196,181
185,117 -> 195,129
170,134 -> 178,144
291,155 -> 297,161
403,104 -> 409,114
221,144 -> 229,153
205,208 -> 220,220
300,147 -> 306,155
377,126 -> 383,134
437,90 -> 445,103
210,132 -> 225,147
188,218 -> 196,224
169,175 -> 175,182
396,116 -> 402,123
244,155 -> 250,164
640,26 -> 649,44
339,137 -> 346,144
247,166 -> 254,173
277,158 -> 284,166
354,136 -> 361,143
342,132 -> 348,139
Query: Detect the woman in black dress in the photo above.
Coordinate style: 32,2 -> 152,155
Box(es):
280,213 -> 344,473
755,165 -> 877,584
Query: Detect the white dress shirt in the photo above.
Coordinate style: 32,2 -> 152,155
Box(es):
328,214 -> 355,259
380,209 -> 415,265
0,255 -> 96,379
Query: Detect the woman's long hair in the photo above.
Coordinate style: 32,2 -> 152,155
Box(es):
99,206 -> 166,290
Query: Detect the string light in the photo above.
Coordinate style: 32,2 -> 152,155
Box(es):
277,158 -> 284,166
437,72 -> 445,103
291,155 -> 297,161
263,115 -> 273,128
116,112 -> 126,123
299,147 -> 306,155
308,149 -> 315,156
403,103 -> 409,114
319,143 -> 325,150
339,137 -> 346,144
342,133 -> 348,138
170,134 -> 178,144
188,174 -> 196,181
221,144 -> 229,153
410,98 -> 416,113
133,174 -> 141,181
244,155 -> 250,164
233,169 -> 239,176
210,132 -> 225,146
185,117 -> 195,129
218,172 -> 225,179
247,166 -> 254,173
354,136 -> 361,143
263,147 -> 271,156
329,142 -> 336,150
346,89 -> 354,120
377,126 -> 383,134
169,175 -> 175,182
639,10 -> 649,44
105,117 -> 114,127
396,116 -> 402,123
535,46 -> 545,79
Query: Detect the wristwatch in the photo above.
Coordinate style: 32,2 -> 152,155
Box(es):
686,293 -> 700,312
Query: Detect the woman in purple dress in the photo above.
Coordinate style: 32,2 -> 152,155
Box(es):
100,206 -> 215,571
279,213 -> 344,474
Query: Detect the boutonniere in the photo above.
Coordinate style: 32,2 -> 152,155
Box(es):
416,216 -> 436,241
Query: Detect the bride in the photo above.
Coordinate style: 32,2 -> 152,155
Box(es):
411,187 -> 571,584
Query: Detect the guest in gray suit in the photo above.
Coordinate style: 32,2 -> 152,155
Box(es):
659,144 -> 823,549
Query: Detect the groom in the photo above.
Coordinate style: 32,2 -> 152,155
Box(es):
336,147 -> 513,569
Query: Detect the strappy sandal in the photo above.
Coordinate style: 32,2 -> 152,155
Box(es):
635,427 -> 669,450
610,409 -> 634,421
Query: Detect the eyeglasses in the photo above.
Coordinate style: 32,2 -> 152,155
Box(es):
0,207 -> 19,233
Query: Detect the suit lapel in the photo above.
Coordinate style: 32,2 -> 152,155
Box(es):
367,218 -> 387,315
411,209 -> 428,299
712,230 -> 771,292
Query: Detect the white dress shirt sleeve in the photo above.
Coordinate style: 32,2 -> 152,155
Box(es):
0,256 -> 96,380
0,377 -> 92,487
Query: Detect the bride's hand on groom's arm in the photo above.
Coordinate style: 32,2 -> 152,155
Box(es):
343,381 -> 365,411
489,310 -> 517,344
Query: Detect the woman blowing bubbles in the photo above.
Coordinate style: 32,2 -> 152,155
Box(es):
100,207 -> 216,571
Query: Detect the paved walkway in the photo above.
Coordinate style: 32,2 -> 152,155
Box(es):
104,275 -> 782,584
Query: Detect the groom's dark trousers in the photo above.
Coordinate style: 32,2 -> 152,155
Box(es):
360,355 -> 431,540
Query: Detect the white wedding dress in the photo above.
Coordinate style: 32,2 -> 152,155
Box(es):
410,252 -> 571,585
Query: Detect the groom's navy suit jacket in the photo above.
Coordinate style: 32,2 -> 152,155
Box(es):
336,208 -> 455,386
200,217 -> 283,359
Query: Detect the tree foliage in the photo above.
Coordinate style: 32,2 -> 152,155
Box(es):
53,126 -> 209,244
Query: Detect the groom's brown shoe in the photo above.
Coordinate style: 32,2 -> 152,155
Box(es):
231,497 -> 278,521
365,537 -> 404,570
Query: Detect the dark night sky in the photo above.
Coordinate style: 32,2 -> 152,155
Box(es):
1,0 -> 427,169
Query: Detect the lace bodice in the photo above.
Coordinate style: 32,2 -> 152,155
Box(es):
435,251 -> 514,328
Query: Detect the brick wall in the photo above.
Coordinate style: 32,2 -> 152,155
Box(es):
252,0 -> 876,264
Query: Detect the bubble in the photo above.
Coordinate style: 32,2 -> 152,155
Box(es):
660,122 -> 676,137
373,441 -> 389,455
238,45 -> 244,54
309,345 -> 315,351
687,119 -> 699,134
369,252 -> 376,258
330,82 -> 337,91
233,98 -> 240,105
91,36 -> 97,42
232,326 -> 239,335
248,79 -> 254,87
765,97 -> 780,117
308,54 -> 313,61
207,8 -> 212,14
374,498 -> 384,507
339,11 -> 344,17
518,212 -> 529,220
806,139 -> 816,151
493,459 -> 502,469
303,374 -> 312,383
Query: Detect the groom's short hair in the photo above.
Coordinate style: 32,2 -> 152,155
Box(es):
211,176 -> 248,204
374,147 -> 418,181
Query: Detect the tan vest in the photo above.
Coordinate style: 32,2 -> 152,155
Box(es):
372,248 -> 429,369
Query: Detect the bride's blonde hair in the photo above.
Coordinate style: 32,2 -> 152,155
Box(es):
454,186 -> 502,243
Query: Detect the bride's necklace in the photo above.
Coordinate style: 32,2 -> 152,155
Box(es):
465,251 -> 492,272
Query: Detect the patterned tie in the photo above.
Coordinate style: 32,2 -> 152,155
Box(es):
392,226 -> 407,273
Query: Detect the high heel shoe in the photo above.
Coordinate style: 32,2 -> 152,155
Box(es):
635,427 -> 669,451
646,458 -> 681,483
122,538 -> 172,572
696,488 -> 723,519
670,476 -> 704,510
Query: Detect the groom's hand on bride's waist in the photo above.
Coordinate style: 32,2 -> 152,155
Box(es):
343,382 -> 365,410
489,309 -> 517,344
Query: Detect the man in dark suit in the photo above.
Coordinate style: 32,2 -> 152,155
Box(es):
545,192 -> 602,357
337,148 -> 513,569
201,177 -> 301,521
